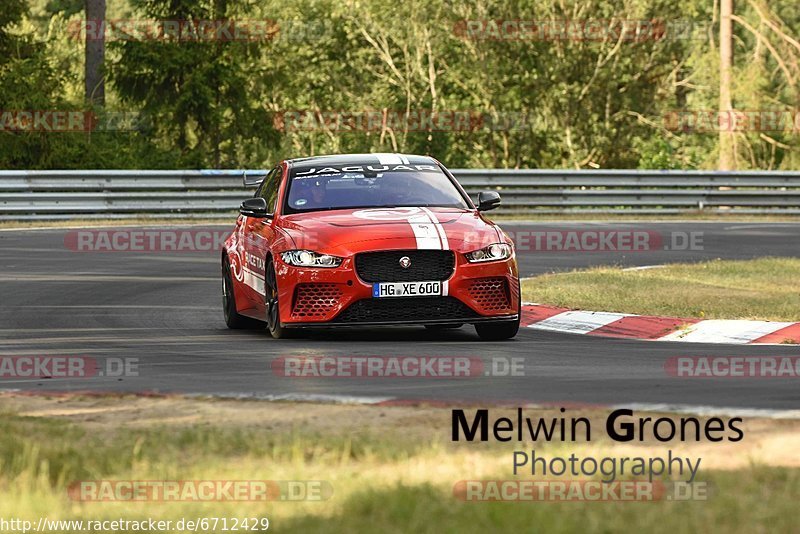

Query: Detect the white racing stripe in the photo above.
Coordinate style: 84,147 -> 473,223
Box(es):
529,310 -> 630,334
421,207 -> 449,249
408,211 -> 443,249
658,320 -> 794,344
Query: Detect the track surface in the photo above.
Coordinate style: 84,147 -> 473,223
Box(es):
1,222 -> 799,410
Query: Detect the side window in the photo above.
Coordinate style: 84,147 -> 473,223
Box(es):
256,166 -> 281,214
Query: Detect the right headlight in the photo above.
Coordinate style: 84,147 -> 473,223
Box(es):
465,243 -> 513,263
280,250 -> 342,268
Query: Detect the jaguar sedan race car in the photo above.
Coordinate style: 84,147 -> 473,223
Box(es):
221,153 -> 520,340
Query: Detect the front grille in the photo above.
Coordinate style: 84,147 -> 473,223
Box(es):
468,277 -> 511,312
291,284 -> 343,319
355,250 -> 455,282
333,296 -> 478,323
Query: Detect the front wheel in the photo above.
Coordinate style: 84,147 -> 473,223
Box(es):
265,256 -> 294,339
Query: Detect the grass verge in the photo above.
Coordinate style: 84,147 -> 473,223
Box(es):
1,395 -> 799,533
521,257 -> 800,321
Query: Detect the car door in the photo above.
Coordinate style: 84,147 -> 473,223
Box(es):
242,165 -> 282,316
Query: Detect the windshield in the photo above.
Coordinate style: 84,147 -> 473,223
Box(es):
283,166 -> 470,213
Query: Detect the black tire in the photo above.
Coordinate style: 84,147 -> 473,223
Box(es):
424,324 -> 463,330
265,256 -> 295,339
222,258 -> 264,329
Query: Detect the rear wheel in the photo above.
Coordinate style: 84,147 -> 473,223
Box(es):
265,257 -> 294,339
222,258 -> 264,329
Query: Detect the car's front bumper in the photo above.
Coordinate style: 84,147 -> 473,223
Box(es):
275,251 -> 520,326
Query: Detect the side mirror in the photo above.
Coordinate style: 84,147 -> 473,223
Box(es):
240,197 -> 270,218
477,191 -> 501,212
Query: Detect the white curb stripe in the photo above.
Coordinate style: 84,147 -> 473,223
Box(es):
529,310 -> 630,334
658,320 -> 795,344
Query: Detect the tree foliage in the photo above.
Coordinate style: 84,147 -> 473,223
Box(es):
2,0 -> 800,170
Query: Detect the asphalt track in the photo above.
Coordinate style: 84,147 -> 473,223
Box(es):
1,221 -> 799,411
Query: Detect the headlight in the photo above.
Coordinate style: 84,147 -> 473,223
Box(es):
465,243 -> 512,263
280,250 -> 342,268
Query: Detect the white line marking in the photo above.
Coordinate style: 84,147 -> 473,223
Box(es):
0,275 -> 214,282
529,310 -> 630,334
0,222 -> 231,232
621,264 -> 666,272
189,393 -> 395,404
614,403 -> 800,420
657,320 -> 794,344
8,305 -> 215,309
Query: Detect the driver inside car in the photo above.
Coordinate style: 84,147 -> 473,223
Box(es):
292,178 -> 328,209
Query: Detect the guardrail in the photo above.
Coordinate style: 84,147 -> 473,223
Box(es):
1,169 -> 800,220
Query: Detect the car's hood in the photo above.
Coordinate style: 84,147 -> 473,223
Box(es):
279,207 -> 502,256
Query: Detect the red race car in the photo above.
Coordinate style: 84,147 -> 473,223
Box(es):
221,153 -> 520,340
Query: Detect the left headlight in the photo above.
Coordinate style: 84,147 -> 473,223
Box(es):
465,243 -> 513,263
280,250 -> 343,268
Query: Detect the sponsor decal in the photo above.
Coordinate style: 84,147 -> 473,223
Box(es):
294,164 -> 438,176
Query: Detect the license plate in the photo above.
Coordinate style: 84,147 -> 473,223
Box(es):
372,281 -> 442,298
